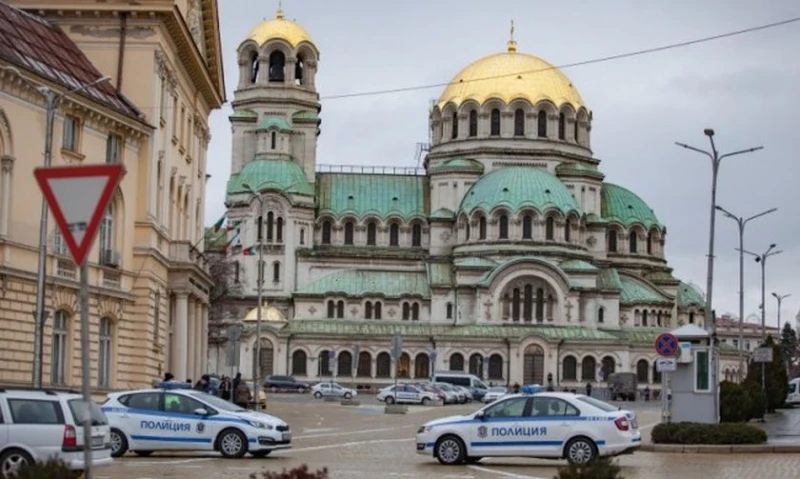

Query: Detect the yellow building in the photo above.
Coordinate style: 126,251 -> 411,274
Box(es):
0,0 -> 225,390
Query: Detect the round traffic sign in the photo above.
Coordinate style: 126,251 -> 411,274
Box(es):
655,333 -> 679,357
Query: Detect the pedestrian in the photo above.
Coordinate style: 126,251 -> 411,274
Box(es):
220,376 -> 231,401
586,382 -> 593,397
234,378 -> 251,409
232,372 -> 242,402
164,372 -> 174,382
512,382 -> 520,394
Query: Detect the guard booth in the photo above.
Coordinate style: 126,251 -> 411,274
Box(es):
668,324 -> 716,424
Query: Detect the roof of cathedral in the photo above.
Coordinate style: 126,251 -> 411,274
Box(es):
601,183 -> 661,229
247,7 -> 314,47
429,158 -> 485,175
677,282 -> 705,308
227,159 -> 313,197
459,167 -> 581,216
618,274 -> 673,306
295,270 -> 430,299
427,263 -> 453,287
559,259 -> 598,272
430,208 -> 455,219
256,116 -> 292,131
316,173 -> 428,221
454,256 -> 498,268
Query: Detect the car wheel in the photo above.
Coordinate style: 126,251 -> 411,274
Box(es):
421,397 -> 431,406
564,436 -> 597,465
435,435 -> 466,465
297,386 -> 307,393
343,392 -> 352,399
385,396 -> 395,404
250,450 -> 272,458
134,450 -> 154,457
218,428 -> 248,458
0,448 -> 34,477
314,391 -> 323,399
110,428 -> 129,457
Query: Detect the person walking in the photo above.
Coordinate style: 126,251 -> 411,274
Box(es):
231,372 -> 242,402
220,376 -> 231,401
234,378 -> 251,409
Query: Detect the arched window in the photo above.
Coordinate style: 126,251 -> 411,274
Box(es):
581,356 -> 596,381
629,232 -> 638,254
636,359 -> 649,383
657,311 -> 662,327
522,215 -> 532,239
498,214 -> 508,239
488,354 -> 503,380
294,55 -> 305,85
523,284 -> 533,322
642,310 -> 648,327
411,303 -> 420,321
468,110 -> 478,137
291,350 -> 307,376
535,288 -> 544,322
478,216 -> 487,240
601,356 -> 616,378
689,312 -> 695,324
598,307 -> 605,323
537,110 -> 547,137
389,223 -> 399,247
321,221 -> 331,245
411,223 -> 422,247
270,131 -> 276,149
299,228 -> 305,245
451,112 -> 458,139
652,361 -> 662,383
565,218 -> 571,242
376,352 -> 391,377
490,108 -> 501,136
574,119 -> 580,143
51,310 -> 69,385
608,230 -> 618,252
449,353 -> 464,371
465,222 -> 470,241
414,353 -> 430,379
514,109 -> 525,136
276,217 -> 283,243
545,217 -> 554,241
272,262 -> 280,282
365,301 -> 373,319
266,212 -> 274,242
402,302 -> 410,320
249,51 -> 259,83
512,288 -> 521,321
337,352 -> 352,377
344,221 -> 354,245
374,301 -> 382,319
562,356 -> 577,380
98,317 -> 112,388
357,352 -> 371,377
257,216 -> 264,241
366,222 -> 377,246
647,231 -> 654,254
398,353 -> 410,378
98,201 -> 114,263
318,350 -> 332,376
558,113 -> 566,140
446,302 -> 453,319
469,353 -> 484,377
336,300 -> 344,318
268,51 -> 285,82
327,300 -> 335,318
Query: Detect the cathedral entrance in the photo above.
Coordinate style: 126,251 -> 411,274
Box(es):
253,338 -> 274,380
522,344 -> 545,385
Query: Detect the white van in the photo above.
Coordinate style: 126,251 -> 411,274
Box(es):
787,378 -> 800,406
431,372 -> 488,390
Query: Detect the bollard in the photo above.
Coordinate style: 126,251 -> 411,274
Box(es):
384,404 -> 408,414
340,398 -> 361,406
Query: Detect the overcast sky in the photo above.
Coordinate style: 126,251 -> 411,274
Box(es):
203,0 -> 800,328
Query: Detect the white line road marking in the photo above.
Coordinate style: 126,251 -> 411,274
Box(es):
126,457 -> 215,466
468,465 -> 549,479
274,437 -> 412,454
300,427 -> 338,433
295,425 -> 415,439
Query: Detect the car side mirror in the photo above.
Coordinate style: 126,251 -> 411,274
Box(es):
194,408 -> 209,416
475,411 -> 485,421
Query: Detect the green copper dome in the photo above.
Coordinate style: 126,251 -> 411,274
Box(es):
227,159 -> 313,197
459,167 -> 581,216
601,183 -> 660,229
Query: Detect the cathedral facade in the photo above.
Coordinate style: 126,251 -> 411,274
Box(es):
207,9 -> 738,390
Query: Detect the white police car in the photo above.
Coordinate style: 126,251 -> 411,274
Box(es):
416,392 -> 640,465
101,388 -> 291,458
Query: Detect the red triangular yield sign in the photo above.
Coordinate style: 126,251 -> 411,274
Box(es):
34,164 -> 126,266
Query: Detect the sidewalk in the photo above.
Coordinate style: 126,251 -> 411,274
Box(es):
755,407 -> 800,444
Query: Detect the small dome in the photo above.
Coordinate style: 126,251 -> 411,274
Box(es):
247,8 -> 314,47
438,46 -> 584,110
244,302 -> 286,323
600,183 -> 660,229
226,159 -> 314,197
459,167 -> 581,216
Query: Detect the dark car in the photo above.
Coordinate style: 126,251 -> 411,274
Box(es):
263,375 -> 310,393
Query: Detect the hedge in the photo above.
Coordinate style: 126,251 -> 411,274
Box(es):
651,422 -> 767,445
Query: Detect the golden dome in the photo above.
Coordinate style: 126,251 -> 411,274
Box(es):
247,8 -> 314,47
244,302 -> 286,323
437,47 -> 584,110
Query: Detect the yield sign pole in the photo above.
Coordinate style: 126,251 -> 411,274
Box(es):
34,164 -> 125,479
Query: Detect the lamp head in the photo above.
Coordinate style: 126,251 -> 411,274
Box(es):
704,128 -> 715,137
770,243 -> 776,248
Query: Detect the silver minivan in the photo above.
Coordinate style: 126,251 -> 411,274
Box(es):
431,372 -> 488,390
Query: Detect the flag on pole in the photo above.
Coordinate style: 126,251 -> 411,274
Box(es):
226,225 -> 241,249
211,212 -> 227,232
227,220 -> 241,231
242,246 -> 257,256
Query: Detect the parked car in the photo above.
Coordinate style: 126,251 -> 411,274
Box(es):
787,378 -> 800,406
376,384 -> 437,405
453,385 -> 473,403
482,386 -> 508,403
433,382 -> 466,404
416,384 -> 447,403
310,382 -> 356,399
263,375 -> 310,393
0,387 -> 113,476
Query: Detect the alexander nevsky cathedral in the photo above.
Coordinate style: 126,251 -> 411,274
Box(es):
206,8 -> 738,389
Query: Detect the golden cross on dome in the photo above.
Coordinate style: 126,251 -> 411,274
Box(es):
508,20 -> 517,52
277,0 -> 284,19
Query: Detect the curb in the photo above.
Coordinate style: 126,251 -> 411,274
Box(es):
641,444 -> 800,454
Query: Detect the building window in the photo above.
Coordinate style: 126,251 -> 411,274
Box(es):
300,228 -> 305,245
523,284 -> 533,321
295,55 -> 305,85
488,354 -> 503,380
451,112 -> 458,139
321,221 -> 331,245
266,212 -> 274,242
365,301 -> 373,319
51,310 -> 68,385
642,310 -> 648,327
276,217 -> 283,243
98,318 -> 112,388
598,307 -> 605,323
647,231 -> 654,254
545,217 -> 554,241
537,111 -> 547,137
366,222 -> 377,246
512,288 -> 520,321
449,353 -> 464,371
53,229 -> 67,255
234,262 -> 240,283
468,110 -> 478,137
411,224 -> 422,247
389,224 -> 399,247
336,300 -> 344,318
536,288 -> 545,322
402,303 -> 410,321
268,51 -> 285,82
98,202 -> 115,263
106,134 -> 121,163
464,222 -> 470,241
574,119 -> 579,144
689,312 -> 695,324
153,291 -> 161,343
291,350 -> 307,376
272,262 -> 280,282
558,113 -> 566,140
636,359 -> 649,383
490,108 -> 500,136
62,115 -> 79,151
327,300 -> 335,318
249,51 -> 259,83
411,303 -> 419,321
257,216 -> 263,241
581,356 -> 596,381
629,232 -> 638,254
478,216 -> 486,240
446,302 -> 453,319
374,301 -> 382,319
514,109 -> 525,136
562,356 -> 577,380
564,218 -> 571,242
344,221 -> 354,245
498,214 -> 508,239
608,230 -> 618,252
695,350 -> 710,392
270,131 -> 276,149
522,215 -> 532,239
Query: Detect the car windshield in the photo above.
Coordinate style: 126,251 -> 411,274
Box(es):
187,391 -> 247,412
489,387 -> 507,393
68,399 -> 108,426
576,395 -> 619,412
475,381 -> 488,389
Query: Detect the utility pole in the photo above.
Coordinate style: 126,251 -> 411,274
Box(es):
243,184 -> 264,409
772,292 -> 791,331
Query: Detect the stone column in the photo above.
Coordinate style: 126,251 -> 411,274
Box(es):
195,301 -> 203,377
186,298 -> 196,381
199,303 -> 207,376
0,156 -> 14,237
172,293 -> 189,381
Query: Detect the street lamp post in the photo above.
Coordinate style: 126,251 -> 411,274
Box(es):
715,206 -> 777,380
675,129 -> 763,422
1,66 -> 111,388
772,292 -> 791,332
243,183 -> 264,409
739,244 -> 782,393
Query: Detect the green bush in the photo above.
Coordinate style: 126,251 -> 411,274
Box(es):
651,422 -> 767,445
719,381 -> 752,422
250,465 -> 329,479
742,380 -> 767,420
15,458 -> 81,479
555,457 -> 624,479
744,335 -> 789,412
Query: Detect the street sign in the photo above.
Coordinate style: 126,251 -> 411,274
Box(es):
656,357 -> 677,372
753,347 -> 773,363
391,335 -> 403,360
34,164 -> 125,266
655,333 -> 679,358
